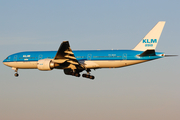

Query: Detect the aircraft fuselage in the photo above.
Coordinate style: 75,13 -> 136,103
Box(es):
3,50 -> 164,69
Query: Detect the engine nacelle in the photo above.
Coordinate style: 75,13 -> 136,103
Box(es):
37,59 -> 55,71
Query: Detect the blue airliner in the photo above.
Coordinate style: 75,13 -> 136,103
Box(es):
3,21 -> 173,79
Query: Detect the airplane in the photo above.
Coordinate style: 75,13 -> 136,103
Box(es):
3,21 -> 174,79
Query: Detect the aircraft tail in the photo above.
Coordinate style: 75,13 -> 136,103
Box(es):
133,21 -> 165,51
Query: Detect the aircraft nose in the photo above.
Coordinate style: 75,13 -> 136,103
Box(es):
3,59 -> 8,66
3,61 -> 7,66
3,61 -> 11,67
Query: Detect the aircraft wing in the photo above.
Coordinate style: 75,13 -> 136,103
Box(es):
53,41 -> 84,69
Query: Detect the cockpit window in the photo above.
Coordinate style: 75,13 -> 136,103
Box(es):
6,57 -> 8,59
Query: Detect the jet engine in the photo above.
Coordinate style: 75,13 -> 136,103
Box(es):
37,59 -> 55,71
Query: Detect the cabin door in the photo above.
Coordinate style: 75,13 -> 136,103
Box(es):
14,55 -> 17,61
38,54 -> 43,60
87,54 -> 92,60
123,53 -> 127,60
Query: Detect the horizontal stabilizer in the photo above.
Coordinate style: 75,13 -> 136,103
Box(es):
139,49 -> 156,57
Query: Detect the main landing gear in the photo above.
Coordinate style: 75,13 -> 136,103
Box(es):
82,74 -> 95,79
82,69 -> 95,80
70,72 -> 81,77
64,69 -> 95,79
64,69 -> 80,77
12,67 -> 19,77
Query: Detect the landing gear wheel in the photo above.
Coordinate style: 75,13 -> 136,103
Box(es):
75,73 -> 80,77
82,74 -> 86,77
14,73 -> 19,77
82,74 -> 95,79
86,74 -> 90,78
89,75 -> 95,80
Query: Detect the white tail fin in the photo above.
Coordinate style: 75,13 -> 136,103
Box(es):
133,21 -> 165,51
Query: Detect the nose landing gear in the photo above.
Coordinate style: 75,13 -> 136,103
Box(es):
14,73 -> 19,77
12,67 -> 19,77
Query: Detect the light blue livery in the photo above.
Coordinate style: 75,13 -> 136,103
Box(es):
3,21 -> 173,79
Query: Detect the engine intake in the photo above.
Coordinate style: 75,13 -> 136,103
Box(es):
37,59 -> 55,71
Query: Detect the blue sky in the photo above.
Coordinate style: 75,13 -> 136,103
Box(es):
0,0 -> 180,120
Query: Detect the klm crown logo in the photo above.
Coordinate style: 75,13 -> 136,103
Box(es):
143,39 -> 157,47
143,39 -> 157,43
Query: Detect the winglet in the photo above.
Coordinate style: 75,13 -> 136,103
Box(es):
133,21 -> 166,51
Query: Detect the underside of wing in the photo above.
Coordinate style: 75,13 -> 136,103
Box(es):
53,41 -> 84,69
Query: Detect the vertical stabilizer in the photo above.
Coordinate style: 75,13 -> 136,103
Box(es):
133,21 -> 165,51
